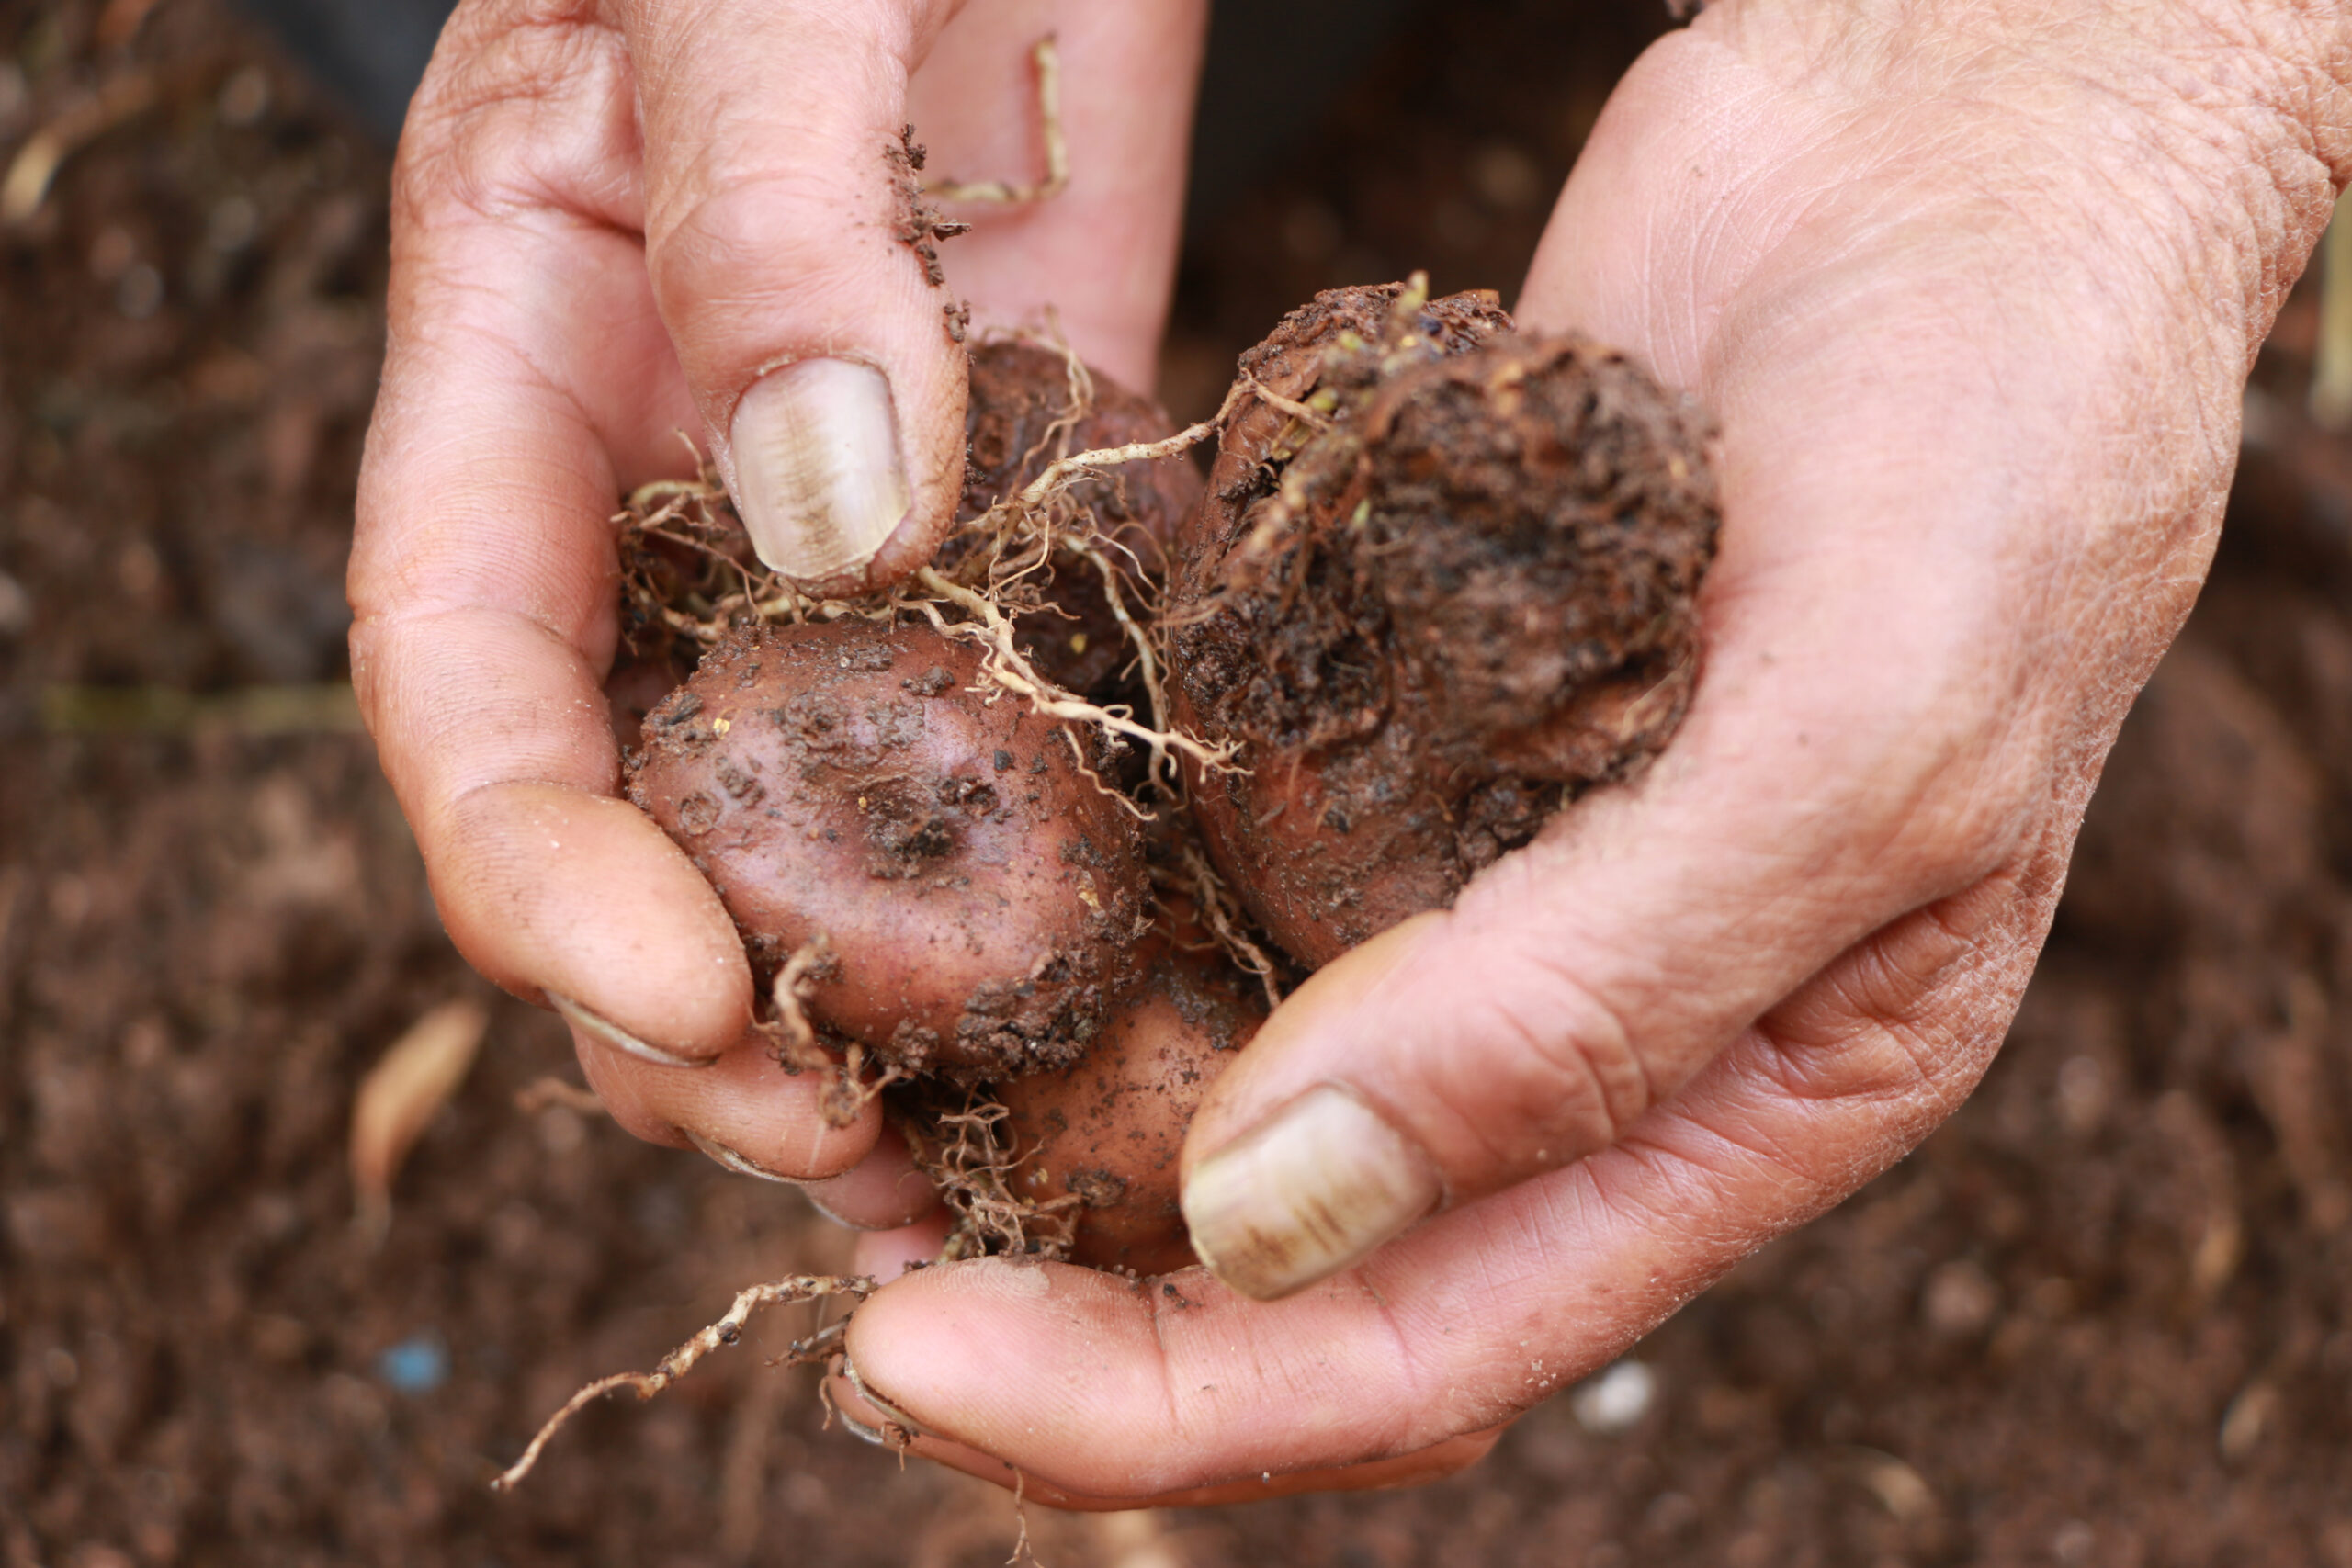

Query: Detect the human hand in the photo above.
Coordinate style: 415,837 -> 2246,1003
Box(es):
347,0 -> 1203,1196
835,0 -> 2351,1502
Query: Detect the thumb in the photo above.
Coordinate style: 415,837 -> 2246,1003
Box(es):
620,0 -> 970,592
1173,665 -> 2022,1304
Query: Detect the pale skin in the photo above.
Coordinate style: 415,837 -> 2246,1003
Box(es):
352,0 -> 2350,1508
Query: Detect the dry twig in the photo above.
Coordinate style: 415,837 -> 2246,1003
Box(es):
350,999 -> 491,1243
3,69 -> 160,226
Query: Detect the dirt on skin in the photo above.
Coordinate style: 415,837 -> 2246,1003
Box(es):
627,619 -> 1149,1081
9,0 -> 2352,1564
1171,282 -> 1717,966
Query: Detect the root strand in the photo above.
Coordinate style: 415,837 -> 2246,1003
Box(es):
491,1274 -> 874,1492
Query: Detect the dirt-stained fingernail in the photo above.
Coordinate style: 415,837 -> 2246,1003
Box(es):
1182,1083 -> 1441,1302
684,1129 -> 790,1182
730,358 -> 911,584
548,991 -> 706,1069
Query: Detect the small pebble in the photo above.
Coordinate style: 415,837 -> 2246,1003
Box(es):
376,1332 -> 448,1393
1570,1359 -> 1657,1436
1921,1258 -> 2000,1337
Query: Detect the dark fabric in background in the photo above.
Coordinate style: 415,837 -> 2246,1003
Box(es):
232,0 -> 1419,223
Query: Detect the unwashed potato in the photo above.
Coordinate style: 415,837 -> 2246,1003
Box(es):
948,340 -> 1204,705
628,618 -> 1149,1080
990,900 -> 1265,1274
1170,282 -> 1719,966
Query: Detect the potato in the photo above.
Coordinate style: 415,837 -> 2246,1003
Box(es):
1170,282 -> 1719,966
947,340 -> 1203,704
952,901 -> 1264,1274
627,618 -> 1149,1080
604,302 -> 1710,1272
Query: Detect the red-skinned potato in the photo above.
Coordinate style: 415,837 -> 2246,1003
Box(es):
1170,282 -> 1719,966
627,619 -> 1148,1080
951,341 -> 1203,705
988,902 -> 1266,1274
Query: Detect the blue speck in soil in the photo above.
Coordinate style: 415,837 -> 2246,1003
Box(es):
377,1331 -> 450,1393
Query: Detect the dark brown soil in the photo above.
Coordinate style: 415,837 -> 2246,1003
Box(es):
1170,283 -> 1716,966
7,0 -> 2352,1563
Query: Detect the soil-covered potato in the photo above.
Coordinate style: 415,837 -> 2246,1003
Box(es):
949,340 -> 1203,703
627,619 -> 1149,1080
1170,282 -> 1720,966
988,905 -> 1265,1274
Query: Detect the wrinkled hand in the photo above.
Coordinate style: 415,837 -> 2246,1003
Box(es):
348,0 -> 1200,1199
838,0 -> 2351,1504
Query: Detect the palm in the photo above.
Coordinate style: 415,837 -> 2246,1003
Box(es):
837,3 -> 2337,1503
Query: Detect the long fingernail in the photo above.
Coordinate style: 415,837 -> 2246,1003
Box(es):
1182,1084 -> 1442,1302
684,1130 -> 790,1182
730,358 -> 911,583
547,991 -> 704,1069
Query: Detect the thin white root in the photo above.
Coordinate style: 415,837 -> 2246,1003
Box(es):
1015,380 -> 1249,512
766,933 -> 835,1072
491,1274 -> 875,1492
1167,839 -> 1286,1010
910,567 -> 1238,802
1241,372 -> 1334,430
927,36 -> 1067,206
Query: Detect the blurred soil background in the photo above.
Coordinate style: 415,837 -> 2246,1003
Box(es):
6,0 -> 2352,1562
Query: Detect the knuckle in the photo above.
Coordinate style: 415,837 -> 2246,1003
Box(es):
645,164 -> 891,318
1420,955 -> 1657,1170
394,0 -> 634,231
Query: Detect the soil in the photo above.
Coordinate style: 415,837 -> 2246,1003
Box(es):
6,0 -> 2352,1565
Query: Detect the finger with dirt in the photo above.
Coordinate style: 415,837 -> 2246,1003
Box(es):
617,0 -> 1205,592
833,0 -> 2349,1493
354,0 -> 1206,1159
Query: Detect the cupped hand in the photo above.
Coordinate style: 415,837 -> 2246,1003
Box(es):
348,0 -> 1202,1190
839,0 -> 2350,1502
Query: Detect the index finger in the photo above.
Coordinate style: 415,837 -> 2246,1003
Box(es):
349,2 -> 752,1061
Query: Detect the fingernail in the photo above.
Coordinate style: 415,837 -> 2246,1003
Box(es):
547,991 -> 705,1069
730,358 -> 911,583
1182,1084 -> 1442,1302
684,1129 -> 789,1182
